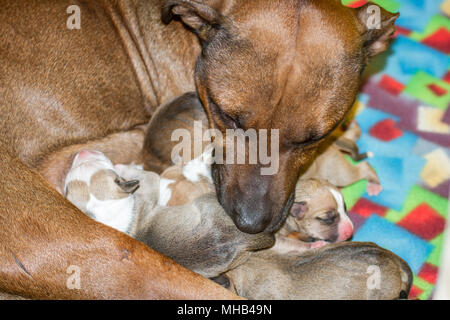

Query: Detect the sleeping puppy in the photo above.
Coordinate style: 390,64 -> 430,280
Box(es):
272,179 -> 354,255
225,242 -> 413,300
301,140 -> 382,197
64,150 -> 141,235
64,150 -> 273,278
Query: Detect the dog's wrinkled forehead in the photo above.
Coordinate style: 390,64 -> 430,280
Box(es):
196,1 -> 397,138
64,150 -> 115,192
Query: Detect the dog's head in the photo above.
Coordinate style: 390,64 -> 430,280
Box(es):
163,0 -> 398,233
286,179 -> 354,243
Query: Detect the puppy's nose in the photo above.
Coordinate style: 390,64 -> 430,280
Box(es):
76,150 -> 103,161
72,150 -> 105,168
78,150 -> 102,158
337,220 -> 354,241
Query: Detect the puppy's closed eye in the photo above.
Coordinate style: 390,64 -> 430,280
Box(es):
316,211 -> 338,225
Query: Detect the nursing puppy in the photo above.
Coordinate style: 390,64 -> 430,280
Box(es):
64,151 -> 273,278
273,179 -> 354,255
225,242 -> 413,300
64,150 -> 141,235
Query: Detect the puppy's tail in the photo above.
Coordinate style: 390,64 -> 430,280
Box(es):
334,138 -> 368,161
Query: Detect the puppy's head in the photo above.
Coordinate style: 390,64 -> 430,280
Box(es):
286,179 -> 354,243
64,150 -> 140,212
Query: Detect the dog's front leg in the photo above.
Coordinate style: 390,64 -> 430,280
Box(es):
0,143 -> 240,300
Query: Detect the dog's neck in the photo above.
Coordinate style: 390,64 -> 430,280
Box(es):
102,0 -> 200,109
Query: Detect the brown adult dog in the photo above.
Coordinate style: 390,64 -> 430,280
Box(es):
0,0 -> 398,299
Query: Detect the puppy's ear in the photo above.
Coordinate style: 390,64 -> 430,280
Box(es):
356,3 -> 399,58
162,0 -> 223,41
291,201 -> 308,219
115,179 -> 140,194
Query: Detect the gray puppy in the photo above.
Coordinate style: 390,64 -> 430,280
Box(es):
226,242 -> 413,300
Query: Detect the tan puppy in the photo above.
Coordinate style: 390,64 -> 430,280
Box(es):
64,151 -> 273,279
225,242 -> 413,300
273,179 -> 354,254
301,135 -> 382,196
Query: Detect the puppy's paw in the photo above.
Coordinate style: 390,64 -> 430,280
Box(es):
311,241 -> 329,249
367,183 -> 383,196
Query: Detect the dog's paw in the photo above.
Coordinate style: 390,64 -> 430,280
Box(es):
367,183 -> 382,196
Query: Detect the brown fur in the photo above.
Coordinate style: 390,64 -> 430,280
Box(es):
143,92 -> 209,173
0,0 -> 397,298
37,129 -> 146,193
89,170 -> 132,201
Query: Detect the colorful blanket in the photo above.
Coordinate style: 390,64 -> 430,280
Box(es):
342,0 -> 450,299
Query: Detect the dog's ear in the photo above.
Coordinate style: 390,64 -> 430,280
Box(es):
291,201 -> 308,219
162,0 -> 223,41
115,179 -> 140,194
356,3 -> 399,58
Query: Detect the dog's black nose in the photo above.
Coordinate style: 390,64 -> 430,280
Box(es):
232,209 -> 268,234
212,163 -> 296,234
229,192 -> 294,234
